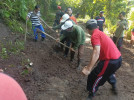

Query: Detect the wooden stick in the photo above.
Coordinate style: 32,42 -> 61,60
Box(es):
25,20 -> 27,42
36,29 -> 75,52
39,17 -> 51,28
39,17 -> 58,34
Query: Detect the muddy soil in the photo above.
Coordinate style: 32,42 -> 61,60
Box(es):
0,22 -> 134,100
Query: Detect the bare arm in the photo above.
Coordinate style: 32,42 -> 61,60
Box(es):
82,45 -> 100,75
26,12 -> 32,20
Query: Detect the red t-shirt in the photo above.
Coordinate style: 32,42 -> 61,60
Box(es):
91,29 -> 121,60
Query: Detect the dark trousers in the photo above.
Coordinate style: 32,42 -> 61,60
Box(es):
60,38 -> 71,55
53,20 -> 60,27
87,57 -> 122,95
99,28 -> 103,32
60,30 -> 71,55
70,43 -> 84,61
113,36 -> 123,51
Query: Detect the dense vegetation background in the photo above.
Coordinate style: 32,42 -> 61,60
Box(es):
0,0 -> 134,38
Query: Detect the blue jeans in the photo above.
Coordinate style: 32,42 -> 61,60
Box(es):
32,25 -> 45,40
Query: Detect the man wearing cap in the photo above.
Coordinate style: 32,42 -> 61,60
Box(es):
60,20 -> 85,69
53,6 -> 64,27
53,14 -> 75,57
95,11 -> 105,32
53,14 -> 75,30
82,19 -> 122,99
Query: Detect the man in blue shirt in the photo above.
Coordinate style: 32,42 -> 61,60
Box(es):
95,11 -> 105,32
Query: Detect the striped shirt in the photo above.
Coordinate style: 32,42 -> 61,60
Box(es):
27,11 -> 41,26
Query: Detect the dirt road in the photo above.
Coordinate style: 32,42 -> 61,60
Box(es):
0,22 -> 134,100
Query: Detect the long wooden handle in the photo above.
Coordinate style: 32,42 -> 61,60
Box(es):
36,29 -> 75,51
25,20 -> 27,42
39,17 -> 58,33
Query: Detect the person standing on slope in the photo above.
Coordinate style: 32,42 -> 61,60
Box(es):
27,5 -> 46,42
82,19 -> 122,100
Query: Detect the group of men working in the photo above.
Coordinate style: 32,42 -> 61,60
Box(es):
52,6 -> 83,69
25,5 -> 128,100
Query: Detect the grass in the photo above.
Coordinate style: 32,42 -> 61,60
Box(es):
77,15 -> 90,23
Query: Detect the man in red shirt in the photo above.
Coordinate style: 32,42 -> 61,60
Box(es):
82,19 -> 122,99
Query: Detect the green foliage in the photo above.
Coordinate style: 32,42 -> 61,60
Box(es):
77,15 -> 90,22
129,11 -> 134,21
0,0 -> 37,20
18,0 -> 27,20
104,0 -> 127,25
8,40 -> 25,54
0,0 -> 134,40
50,0 -> 57,10
61,0 -> 82,8
0,48 -> 8,59
106,19 -> 117,34
0,0 -> 36,34
21,69 -> 29,75
42,13 -> 55,26
5,19 -> 24,33
0,1 -> 16,18
0,40 -> 24,59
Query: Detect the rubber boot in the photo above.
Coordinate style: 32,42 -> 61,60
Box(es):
60,40 -> 65,52
41,37 -> 45,41
86,95 -> 93,100
64,40 -> 70,57
70,51 -> 75,62
111,84 -> 118,95
64,47 -> 69,57
86,92 -> 94,100
77,59 -> 82,70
